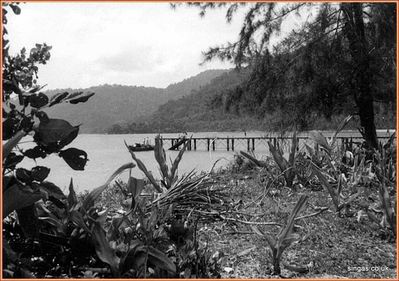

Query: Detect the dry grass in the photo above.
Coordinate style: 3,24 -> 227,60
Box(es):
201,169 -> 396,278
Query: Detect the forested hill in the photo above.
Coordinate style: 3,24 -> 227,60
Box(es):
164,69 -> 229,100
44,69 -> 228,133
108,68 -> 263,134
108,66 -> 396,134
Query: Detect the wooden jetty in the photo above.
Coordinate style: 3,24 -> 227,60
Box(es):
169,137 -> 189,150
159,135 -> 392,152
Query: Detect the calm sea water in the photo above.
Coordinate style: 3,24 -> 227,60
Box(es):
18,130 -> 393,193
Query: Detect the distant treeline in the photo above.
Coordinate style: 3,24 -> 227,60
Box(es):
108,68 -> 395,134
108,107 -> 395,134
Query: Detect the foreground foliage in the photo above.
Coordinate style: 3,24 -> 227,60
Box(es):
3,114 -> 396,278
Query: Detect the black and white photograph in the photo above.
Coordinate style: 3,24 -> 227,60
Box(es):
2,1 -> 397,279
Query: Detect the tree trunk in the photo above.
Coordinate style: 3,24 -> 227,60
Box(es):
341,3 -> 378,149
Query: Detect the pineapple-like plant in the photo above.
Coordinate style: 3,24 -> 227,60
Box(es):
125,135 -> 190,192
240,131 -> 299,188
267,131 -> 298,188
252,195 -> 308,275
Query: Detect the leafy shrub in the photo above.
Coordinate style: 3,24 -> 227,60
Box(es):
307,116 -> 396,236
2,4 -> 96,277
124,135 -> 228,276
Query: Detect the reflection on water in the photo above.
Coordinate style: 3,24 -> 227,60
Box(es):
18,130 -> 394,193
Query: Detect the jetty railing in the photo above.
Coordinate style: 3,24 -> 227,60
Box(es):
160,135 -> 393,152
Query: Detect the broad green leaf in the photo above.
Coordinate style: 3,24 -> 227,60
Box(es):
4,152 -> 24,169
120,244 -> 147,274
15,168 -> 32,183
39,181 -> 66,199
64,91 -> 83,100
127,177 -> 145,198
16,205 -> 39,238
127,177 -> 145,210
147,246 -> 176,273
34,119 -> 77,146
59,148 -> 88,170
38,216 -> 65,233
68,92 -> 95,104
3,183 -> 46,217
58,126 -> 79,148
49,92 -> 69,107
29,92 -> 49,108
34,111 -> 49,123
3,240 -> 18,263
2,117 -> 19,141
91,222 -> 120,276
31,166 -> 50,182
24,146 -> 47,159
69,210 -> 91,233
10,4 -> 21,15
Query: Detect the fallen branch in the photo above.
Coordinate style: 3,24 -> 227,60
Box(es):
225,231 -> 255,235
295,207 -> 330,220
220,216 -> 303,228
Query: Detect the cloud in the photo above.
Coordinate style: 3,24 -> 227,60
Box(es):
95,45 -> 164,74
6,2 -> 244,89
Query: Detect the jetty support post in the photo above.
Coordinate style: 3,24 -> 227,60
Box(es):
227,137 -> 230,151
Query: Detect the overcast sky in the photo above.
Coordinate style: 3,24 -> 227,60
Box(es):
6,2 -> 249,90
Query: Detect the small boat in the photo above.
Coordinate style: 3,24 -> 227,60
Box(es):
128,143 -> 154,152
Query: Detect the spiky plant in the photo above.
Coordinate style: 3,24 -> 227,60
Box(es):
267,130 -> 298,188
252,195 -> 308,275
125,135 -> 190,192
125,135 -> 228,222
